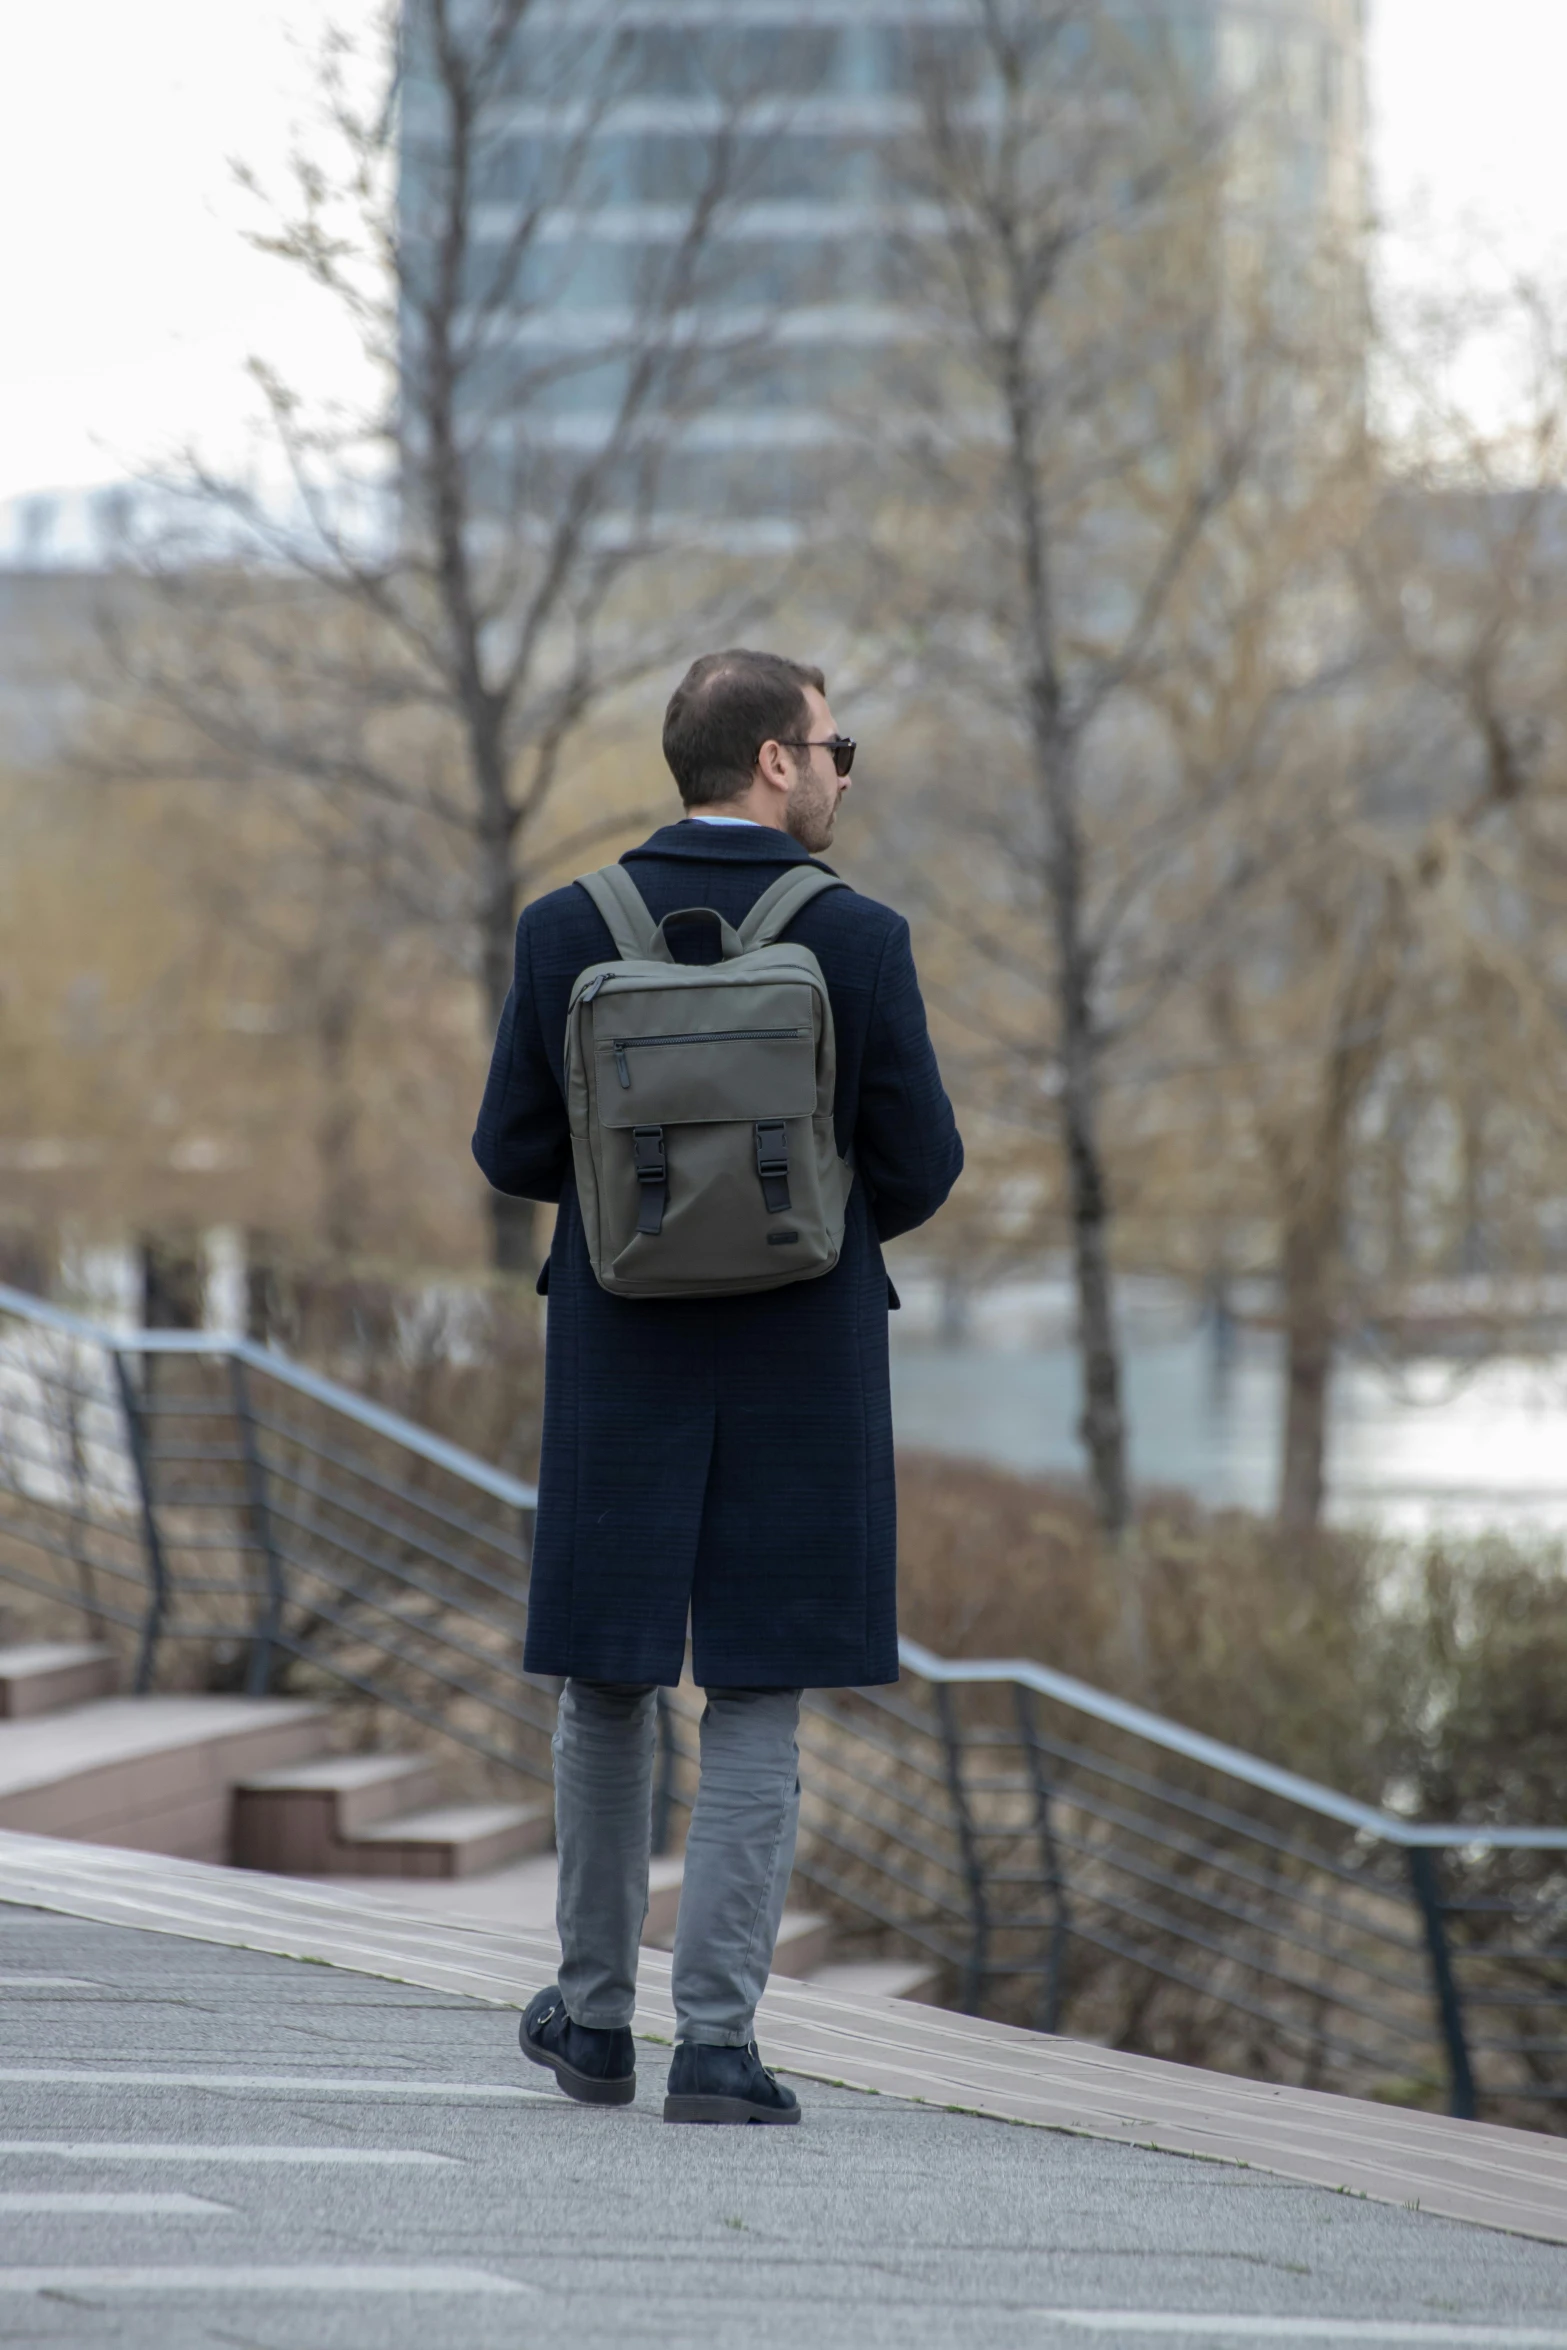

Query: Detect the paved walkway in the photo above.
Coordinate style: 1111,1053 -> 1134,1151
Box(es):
2,1838 -> 1567,2347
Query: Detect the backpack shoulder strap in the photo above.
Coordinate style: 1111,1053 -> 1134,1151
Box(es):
736,865 -> 848,950
575,865 -> 661,961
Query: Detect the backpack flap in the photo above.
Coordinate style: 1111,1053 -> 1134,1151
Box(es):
591,977 -> 821,1128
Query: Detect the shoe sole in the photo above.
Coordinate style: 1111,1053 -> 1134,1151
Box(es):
663,2094 -> 800,2126
520,2024 -> 636,2108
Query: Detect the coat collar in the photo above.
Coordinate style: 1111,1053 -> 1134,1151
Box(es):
622,820 -> 825,870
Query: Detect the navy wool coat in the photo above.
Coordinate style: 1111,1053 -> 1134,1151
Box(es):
472,821 -> 964,1688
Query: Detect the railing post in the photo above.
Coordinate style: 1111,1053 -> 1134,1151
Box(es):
112,1350 -> 169,1695
934,1681 -> 989,2014
1014,1683 -> 1073,2035
229,1357 -> 285,1697
1407,1844 -> 1477,2120
62,1357 -> 106,1641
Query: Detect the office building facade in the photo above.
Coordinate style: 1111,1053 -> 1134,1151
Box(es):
399,1 -> 1367,537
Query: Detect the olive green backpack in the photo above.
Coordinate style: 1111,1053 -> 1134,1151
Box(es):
564,862 -> 852,1299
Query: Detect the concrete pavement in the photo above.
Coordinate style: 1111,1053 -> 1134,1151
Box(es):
6,1829 -> 1566,2245
3,1898 -> 1567,2349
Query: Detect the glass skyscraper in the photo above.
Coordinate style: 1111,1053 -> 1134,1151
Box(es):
400,1 -> 1367,538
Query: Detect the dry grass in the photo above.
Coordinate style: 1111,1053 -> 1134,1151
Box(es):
895,1451 -> 1567,1825
888,1453 -> 1567,2123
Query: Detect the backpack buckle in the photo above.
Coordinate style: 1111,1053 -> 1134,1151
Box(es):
632,1126 -> 667,1236
754,1121 -> 792,1215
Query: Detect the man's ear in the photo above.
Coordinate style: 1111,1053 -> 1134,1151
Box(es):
755,740 -> 792,791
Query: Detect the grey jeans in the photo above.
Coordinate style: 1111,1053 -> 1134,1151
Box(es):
551,1678 -> 803,2046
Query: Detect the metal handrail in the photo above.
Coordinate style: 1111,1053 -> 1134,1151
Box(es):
21,1283 -> 1502,1854
897,1638 -> 1567,1851
1,1278 -> 1563,2124
0,1279 -> 549,1774
0,1282 -> 537,1513
1,1267 -> 1489,1851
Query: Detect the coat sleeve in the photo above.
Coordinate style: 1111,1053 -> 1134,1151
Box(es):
853,914 -> 964,1243
471,909 -> 572,1203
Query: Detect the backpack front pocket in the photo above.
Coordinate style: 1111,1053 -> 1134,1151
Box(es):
593,1002 -> 818,1126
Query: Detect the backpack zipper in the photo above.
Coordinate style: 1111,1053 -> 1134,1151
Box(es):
611,1026 -> 804,1089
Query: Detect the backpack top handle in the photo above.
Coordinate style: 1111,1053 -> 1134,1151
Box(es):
655,907 -> 746,961
576,860 -> 847,966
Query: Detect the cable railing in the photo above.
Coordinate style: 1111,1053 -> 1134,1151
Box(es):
0,1282 -> 553,1785
647,1659 -> 1567,2126
2,1279 -> 1564,2126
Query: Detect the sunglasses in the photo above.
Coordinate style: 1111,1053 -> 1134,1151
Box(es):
778,734 -> 857,777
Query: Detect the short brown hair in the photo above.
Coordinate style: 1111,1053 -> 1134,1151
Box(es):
662,648 -> 826,808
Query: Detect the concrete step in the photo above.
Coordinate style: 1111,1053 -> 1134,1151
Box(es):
769,1911 -> 835,1979
0,1695 -> 332,1861
630,1855 -> 687,1946
231,1755 -> 445,1871
347,1799 -> 553,1879
231,1753 -> 553,1880
308,1847 -> 687,1935
805,1958 -> 943,2005
0,1642 -> 118,1720
289,1848 -> 566,1924
646,1895 -> 836,1979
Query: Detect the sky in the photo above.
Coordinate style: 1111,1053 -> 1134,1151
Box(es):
1,0 -> 1566,512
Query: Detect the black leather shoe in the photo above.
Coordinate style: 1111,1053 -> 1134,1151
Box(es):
520,1984 -> 636,2107
663,2040 -> 800,2125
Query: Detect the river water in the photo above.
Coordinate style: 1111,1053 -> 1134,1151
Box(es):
887,1275 -> 1567,1534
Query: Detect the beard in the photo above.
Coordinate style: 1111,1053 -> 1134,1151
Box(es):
784,761 -> 839,855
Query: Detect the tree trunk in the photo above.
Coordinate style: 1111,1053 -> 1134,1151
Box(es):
244,1231 -> 290,1348
1062,1023 -> 1143,1671
1458,1090 -> 1487,1276
1278,1208 -> 1337,1530
421,47 -> 538,1284
0,1221 -> 55,1300
140,1232 -> 204,1330
1276,939 -> 1392,1531
1382,1089 -> 1411,1289
1061,1039 -> 1130,1537
315,985 -> 358,1264
1004,305 -> 1132,1540
1040,725 -> 1130,1537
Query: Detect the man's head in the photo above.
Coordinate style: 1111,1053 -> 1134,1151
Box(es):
661,648 -> 853,855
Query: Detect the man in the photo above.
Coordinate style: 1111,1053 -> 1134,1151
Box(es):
472,648 -> 962,2124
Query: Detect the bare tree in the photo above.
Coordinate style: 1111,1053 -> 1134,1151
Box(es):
1177,276 -> 1567,1528
857,3 -> 1359,1544
113,0 -> 778,1272
187,785 -> 426,1268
